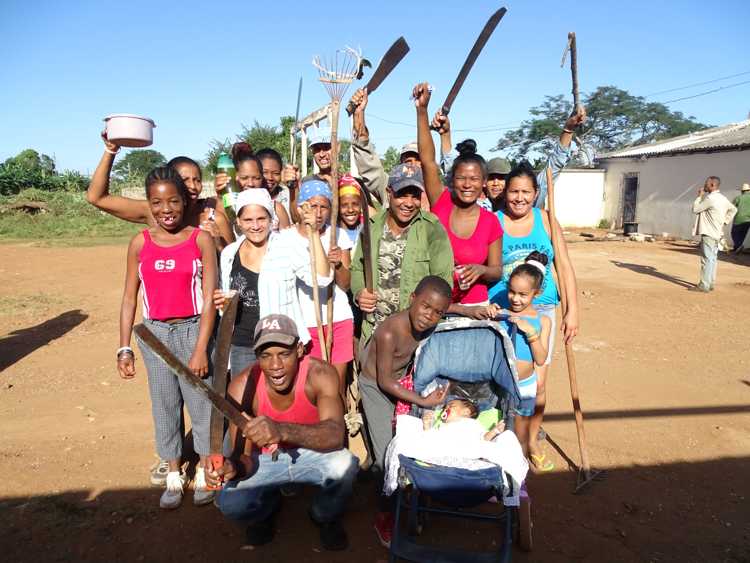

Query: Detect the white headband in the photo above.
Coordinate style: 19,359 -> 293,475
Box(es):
526,259 -> 547,275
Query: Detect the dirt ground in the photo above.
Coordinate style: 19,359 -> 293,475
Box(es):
1,238 -> 748,562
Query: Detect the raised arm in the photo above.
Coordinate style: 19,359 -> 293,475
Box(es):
414,82 -> 445,206
275,201 -> 291,230
431,110 -> 454,175
535,107 -> 587,208
350,88 -> 389,206
86,134 -> 151,224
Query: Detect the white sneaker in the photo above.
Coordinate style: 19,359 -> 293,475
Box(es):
193,467 -> 216,506
159,471 -> 184,510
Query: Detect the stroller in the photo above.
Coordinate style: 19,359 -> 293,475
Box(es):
388,317 -> 532,562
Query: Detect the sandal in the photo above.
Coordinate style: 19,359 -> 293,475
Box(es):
530,453 -> 555,472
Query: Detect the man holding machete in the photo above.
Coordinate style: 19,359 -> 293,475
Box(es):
208,314 -> 358,551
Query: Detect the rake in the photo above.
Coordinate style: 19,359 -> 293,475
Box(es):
313,46 -> 362,357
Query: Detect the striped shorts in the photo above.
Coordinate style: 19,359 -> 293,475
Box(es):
135,316 -> 213,460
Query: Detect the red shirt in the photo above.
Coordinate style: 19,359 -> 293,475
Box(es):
252,355 -> 319,452
432,190 -> 503,304
138,228 -> 203,320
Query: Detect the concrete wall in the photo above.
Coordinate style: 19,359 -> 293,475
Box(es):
553,169 -> 606,228
600,150 -> 749,240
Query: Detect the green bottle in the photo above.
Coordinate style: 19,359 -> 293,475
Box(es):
216,152 -> 237,222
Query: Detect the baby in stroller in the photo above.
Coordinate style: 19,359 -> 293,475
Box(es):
422,397 -> 505,440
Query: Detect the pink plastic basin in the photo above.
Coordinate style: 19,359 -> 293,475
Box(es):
104,114 -> 156,147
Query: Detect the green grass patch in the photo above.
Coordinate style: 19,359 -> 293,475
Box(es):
0,189 -> 140,242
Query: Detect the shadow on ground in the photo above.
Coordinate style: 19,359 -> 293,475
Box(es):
611,261 -> 695,289
1,456 -> 748,563
662,241 -> 750,268
0,309 -> 88,371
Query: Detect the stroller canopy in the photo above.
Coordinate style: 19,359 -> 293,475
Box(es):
413,317 -> 521,408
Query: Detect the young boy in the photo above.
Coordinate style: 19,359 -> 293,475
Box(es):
358,275 -> 452,547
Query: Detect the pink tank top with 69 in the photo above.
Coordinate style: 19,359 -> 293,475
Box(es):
138,228 -> 204,320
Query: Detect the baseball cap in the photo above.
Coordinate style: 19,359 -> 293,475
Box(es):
487,157 -> 512,176
309,127 -> 332,147
253,314 -> 300,351
388,163 -> 424,193
742,183 -> 750,192
399,141 -> 419,158
234,188 -> 274,216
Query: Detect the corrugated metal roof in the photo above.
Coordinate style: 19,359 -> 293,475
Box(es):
598,119 -> 750,159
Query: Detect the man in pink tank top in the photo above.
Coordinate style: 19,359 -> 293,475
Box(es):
207,314 -> 358,551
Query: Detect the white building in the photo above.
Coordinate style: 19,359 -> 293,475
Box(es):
597,120 -> 750,240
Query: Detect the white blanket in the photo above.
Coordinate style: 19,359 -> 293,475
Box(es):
383,415 -> 529,506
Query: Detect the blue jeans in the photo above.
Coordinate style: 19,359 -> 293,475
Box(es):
699,235 -> 719,290
217,448 -> 359,524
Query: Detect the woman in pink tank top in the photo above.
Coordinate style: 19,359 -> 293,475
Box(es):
117,166 -> 218,510
414,83 -> 503,320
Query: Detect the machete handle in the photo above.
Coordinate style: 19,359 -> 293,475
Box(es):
207,454 -> 224,490
429,106 -> 451,132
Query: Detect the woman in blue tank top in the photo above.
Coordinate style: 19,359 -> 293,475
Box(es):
489,162 -> 579,471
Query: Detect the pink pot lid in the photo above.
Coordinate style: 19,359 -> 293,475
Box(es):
103,114 -> 156,127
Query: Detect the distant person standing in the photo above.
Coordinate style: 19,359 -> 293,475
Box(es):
690,176 -> 737,292
731,183 -> 750,253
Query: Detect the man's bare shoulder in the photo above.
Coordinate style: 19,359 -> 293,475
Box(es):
307,357 -> 340,394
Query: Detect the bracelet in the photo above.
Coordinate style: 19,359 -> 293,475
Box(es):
117,346 -> 134,358
526,333 -> 539,343
563,128 -> 575,134
104,147 -> 120,155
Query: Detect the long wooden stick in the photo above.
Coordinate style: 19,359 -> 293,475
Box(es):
546,167 -> 592,478
325,100 -> 341,358
306,222 -> 328,363
568,32 -> 580,112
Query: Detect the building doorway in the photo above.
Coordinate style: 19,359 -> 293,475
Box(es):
622,174 -> 638,225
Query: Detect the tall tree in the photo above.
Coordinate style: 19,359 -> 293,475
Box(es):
494,86 -> 709,162
380,146 -> 400,175
112,149 -> 166,182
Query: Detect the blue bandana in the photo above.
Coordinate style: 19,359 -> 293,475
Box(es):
298,180 -> 333,204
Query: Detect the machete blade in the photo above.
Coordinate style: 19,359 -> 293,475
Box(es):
134,323 -> 248,430
440,7 -> 507,116
209,292 -> 240,453
346,36 -> 410,115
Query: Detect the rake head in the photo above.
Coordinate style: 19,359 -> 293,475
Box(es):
312,46 -> 362,101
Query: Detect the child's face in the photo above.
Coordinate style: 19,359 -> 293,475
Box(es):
148,182 -> 185,231
444,399 -> 474,422
507,273 -> 539,313
339,194 -> 361,228
408,289 -> 450,333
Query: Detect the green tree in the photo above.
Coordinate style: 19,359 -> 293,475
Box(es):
380,146 -> 400,174
0,149 -> 88,195
112,149 -> 166,182
494,86 -> 709,161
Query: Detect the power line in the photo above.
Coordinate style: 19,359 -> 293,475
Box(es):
645,70 -> 750,97
662,79 -> 750,104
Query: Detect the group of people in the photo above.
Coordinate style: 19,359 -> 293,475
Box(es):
87,82 -> 584,552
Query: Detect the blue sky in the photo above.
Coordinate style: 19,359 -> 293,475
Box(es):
1,0 -> 749,173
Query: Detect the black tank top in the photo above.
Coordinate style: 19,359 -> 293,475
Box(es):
230,253 -> 260,347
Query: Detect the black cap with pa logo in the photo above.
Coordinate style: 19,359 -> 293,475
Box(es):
253,314 -> 300,352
